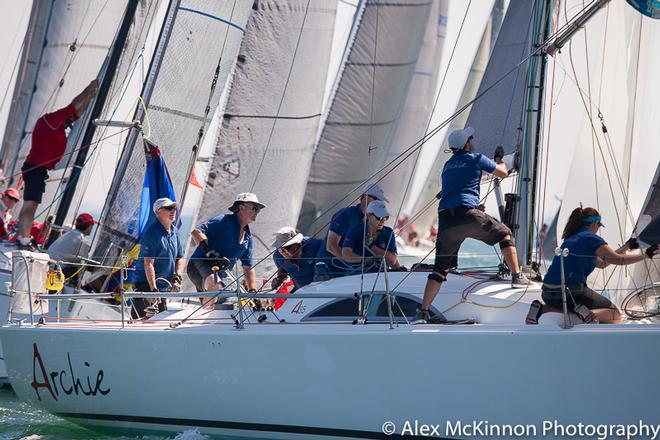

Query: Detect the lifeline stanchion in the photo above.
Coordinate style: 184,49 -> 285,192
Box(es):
556,247 -> 571,329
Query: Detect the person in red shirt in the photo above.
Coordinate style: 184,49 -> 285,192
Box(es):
17,80 -> 98,247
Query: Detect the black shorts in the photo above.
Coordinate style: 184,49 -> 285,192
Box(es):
432,206 -> 511,273
187,258 -> 213,292
21,162 -> 49,203
542,283 -> 614,310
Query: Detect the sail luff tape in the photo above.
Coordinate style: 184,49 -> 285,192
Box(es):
92,119 -> 142,129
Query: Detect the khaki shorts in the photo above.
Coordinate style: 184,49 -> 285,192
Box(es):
432,206 -> 511,273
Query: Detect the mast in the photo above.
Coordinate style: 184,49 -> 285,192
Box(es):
52,0 -> 140,229
513,0 -> 552,267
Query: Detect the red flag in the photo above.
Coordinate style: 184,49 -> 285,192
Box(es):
189,167 -> 203,189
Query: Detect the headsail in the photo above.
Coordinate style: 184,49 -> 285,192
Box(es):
299,0 -> 432,235
378,0 -> 448,217
92,1 -> 252,263
192,0 -> 337,265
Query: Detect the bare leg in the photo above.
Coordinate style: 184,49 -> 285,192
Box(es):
593,307 -> 622,324
18,200 -> 38,240
421,275 -> 443,310
500,235 -> 521,273
201,274 -> 221,309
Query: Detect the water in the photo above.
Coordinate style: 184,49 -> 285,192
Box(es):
0,387 -> 213,440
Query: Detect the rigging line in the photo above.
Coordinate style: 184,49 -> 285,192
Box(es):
301,0 -> 600,237
595,0 -> 609,108
249,0 -> 313,192
380,0 -> 472,255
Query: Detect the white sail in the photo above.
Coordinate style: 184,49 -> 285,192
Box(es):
404,0 -> 494,217
378,0 -> 448,217
92,1 -> 252,261
299,0 -> 432,234
553,0 -> 660,303
0,1 -> 128,187
192,0 -> 337,265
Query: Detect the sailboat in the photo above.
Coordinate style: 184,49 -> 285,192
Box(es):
1,1 -> 660,438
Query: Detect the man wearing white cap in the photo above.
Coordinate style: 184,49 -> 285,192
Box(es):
415,127 -> 531,324
340,200 -> 403,273
315,183 -> 389,279
131,198 -> 184,318
272,227 -> 323,290
188,192 -> 265,295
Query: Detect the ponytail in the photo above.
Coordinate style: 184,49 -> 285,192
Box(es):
562,206 -> 600,240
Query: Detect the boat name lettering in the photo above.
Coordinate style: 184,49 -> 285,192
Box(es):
31,343 -> 110,401
291,300 -> 306,314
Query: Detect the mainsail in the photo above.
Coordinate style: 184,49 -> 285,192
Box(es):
551,0 -> 660,303
0,1 -> 128,186
92,0 -> 252,262
299,0 -> 431,234
378,0 -> 448,217
192,0 -> 337,264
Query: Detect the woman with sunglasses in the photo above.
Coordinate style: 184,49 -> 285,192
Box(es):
272,227 -> 323,290
534,207 -> 658,324
340,200 -> 402,273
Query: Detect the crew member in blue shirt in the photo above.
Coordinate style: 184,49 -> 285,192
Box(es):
415,127 -> 532,324
535,207 -> 658,324
272,227 -> 323,290
340,200 -> 403,273
315,183 -> 389,280
132,198 -> 184,318
187,193 -> 265,304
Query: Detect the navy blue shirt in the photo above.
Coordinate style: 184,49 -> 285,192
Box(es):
544,227 -> 607,285
133,221 -> 183,290
342,224 -> 397,257
273,237 -> 322,289
316,205 -> 364,276
440,150 -> 496,209
191,213 -> 253,269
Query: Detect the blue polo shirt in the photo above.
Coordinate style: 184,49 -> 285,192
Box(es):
133,220 -> 183,290
191,213 -> 253,269
316,205 -> 364,276
273,237 -> 322,289
440,150 -> 496,209
342,224 -> 397,256
544,227 -> 607,285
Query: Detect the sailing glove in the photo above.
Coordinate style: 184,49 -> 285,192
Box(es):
646,244 -> 659,259
169,274 -> 182,292
626,237 -> 640,250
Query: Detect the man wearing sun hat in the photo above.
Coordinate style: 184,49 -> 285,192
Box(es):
272,226 -> 323,290
188,192 -> 265,296
315,183 -> 389,280
47,212 -> 98,277
131,197 -> 184,318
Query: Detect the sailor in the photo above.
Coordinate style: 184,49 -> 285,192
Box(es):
47,213 -> 97,278
340,200 -> 403,273
315,183 -> 389,280
188,192 -> 264,298
131,198 -> 184,318
0,187 -> 20,239
531,207 -> 659,324
16,80 -> 98,248
271,227 -> 323,291
414,127 -> 532,324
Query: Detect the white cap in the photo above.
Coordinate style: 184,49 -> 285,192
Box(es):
447,127 -> 475,149
229,192 -> 266,211
272,226 -> 304,248
363,183 -> 389,202
153,197 -> 176,214
367,200 -> 391,218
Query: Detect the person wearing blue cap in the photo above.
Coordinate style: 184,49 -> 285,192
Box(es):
340,200 -> 403,273
414,127 -> 531,324
315,183 -> 389,280
132,197 -> 184,318
534,207 -> 658,324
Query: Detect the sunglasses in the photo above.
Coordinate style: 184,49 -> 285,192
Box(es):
244,203 -> 262,213
281,243 -> 301,253
160,205 -> 177,211
371,214 -> 389,222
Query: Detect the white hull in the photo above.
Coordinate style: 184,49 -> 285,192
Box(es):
1,272 -> 659,438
